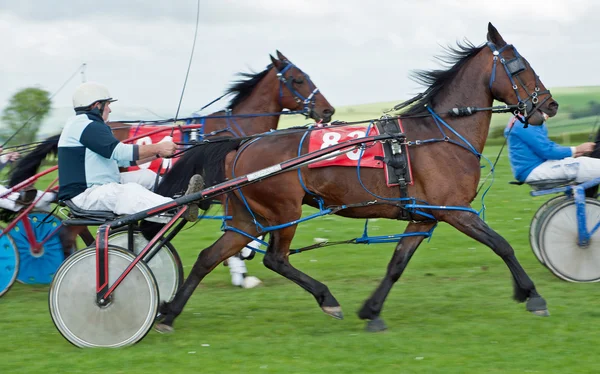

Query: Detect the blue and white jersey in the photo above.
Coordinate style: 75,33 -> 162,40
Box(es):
58,109 -> 139,201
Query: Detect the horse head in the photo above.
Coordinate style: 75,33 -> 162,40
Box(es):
485,22 -> 559,126
270,51 -> 335,123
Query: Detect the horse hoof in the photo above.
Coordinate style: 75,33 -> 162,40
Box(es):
322,306 -> 344,320
365,317 -> 387,332
242,276 -> 262,289
154,323 -> 174,334
530,309 -> 550,317
526,296 -> 549,317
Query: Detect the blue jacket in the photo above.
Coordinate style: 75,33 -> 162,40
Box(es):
58,109 -> 139,200
504,117 -> 573,182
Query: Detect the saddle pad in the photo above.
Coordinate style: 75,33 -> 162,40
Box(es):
126,125 -> 182,175
307,125 -> 385,169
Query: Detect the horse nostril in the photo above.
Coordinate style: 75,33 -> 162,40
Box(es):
549,101 -> 559,110
323,108 -> 335,116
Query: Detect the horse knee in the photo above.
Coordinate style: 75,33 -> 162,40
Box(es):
491,235 -> 515,258
263,252 -> 284,272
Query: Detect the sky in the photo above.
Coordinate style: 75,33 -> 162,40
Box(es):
1,0 -> 599,134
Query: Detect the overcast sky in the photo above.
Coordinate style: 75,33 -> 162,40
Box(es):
1,0 -> 599,123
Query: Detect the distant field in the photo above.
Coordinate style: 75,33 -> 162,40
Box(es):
279,85 -> 600,138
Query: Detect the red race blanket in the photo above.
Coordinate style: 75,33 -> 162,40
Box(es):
308,125 -> 384,169
126,125 -> 182,174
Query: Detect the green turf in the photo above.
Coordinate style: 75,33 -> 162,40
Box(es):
1,143 -> 598,373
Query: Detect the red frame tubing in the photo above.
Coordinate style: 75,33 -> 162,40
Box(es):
96,206 -> 188,302
0,178 -> 59,248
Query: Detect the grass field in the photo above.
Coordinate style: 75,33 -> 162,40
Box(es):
1,142 -> 599,374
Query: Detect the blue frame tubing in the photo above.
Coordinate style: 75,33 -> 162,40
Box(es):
531,177 -> 600,247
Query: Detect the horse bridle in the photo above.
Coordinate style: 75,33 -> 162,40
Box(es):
276,61 -> 320,119
487,42 -> 552,127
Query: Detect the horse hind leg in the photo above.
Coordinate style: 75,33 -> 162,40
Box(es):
263,226 -> 343,320
358,222 -> 435,332
155,230 -> 255,333
58,226 -> 93,257
443,210 -> 549,316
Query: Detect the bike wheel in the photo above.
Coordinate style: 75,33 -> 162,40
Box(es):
529,195 -> 567,266
49,246 -> 159,348
11,212 -> 65,284
0,229 -> 19,297
539,198 -> 600,282
108,228 -> 183,304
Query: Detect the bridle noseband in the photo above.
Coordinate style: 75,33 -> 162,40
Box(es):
487,42 -> 552,127
276,61 -> 320,119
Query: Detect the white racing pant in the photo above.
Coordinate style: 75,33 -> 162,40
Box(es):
0,186 -> 55,212
525,157 -> 600,184
71,169 -> 173,220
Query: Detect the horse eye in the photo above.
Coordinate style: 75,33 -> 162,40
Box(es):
293,77 -> 304,84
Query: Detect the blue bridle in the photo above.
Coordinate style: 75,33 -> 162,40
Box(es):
487,42 -> 552,126
276,61 -> 321,119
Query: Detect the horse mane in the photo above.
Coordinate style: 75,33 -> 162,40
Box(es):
226,65 -> 274,109
403,40 -> 485,116
7,134 -> 60,187
155,138 -> 243,203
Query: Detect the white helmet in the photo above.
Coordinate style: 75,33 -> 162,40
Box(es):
72,82 -> 117,109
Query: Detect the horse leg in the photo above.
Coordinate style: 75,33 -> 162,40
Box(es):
443,210 -> 549,316
155,230 -> 254,333
358,222 -> 435,332
58,226 -> 93,257
77,226 -> 94,246
262,226 -> 343,319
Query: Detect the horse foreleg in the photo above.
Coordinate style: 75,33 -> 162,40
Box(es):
155,230 -> 253,333
263,226 -> 343,320
358,222 -> 434,332
443,210 -> 549,316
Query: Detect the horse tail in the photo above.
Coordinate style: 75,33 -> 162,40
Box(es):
140,138 -> 243,240
7,134 -> 60,187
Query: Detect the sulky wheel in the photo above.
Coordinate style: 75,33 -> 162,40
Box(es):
538,198 -> 600,283
108,227 -> 183,304
49,246 -> 159,348
0,229 -> 19,297
529,195 -> 567,266
10,212 -> 67,284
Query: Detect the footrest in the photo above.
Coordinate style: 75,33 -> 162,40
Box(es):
527,178 -> 576,191
61,200 -> 117,220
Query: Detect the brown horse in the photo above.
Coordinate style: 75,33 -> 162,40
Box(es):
7,51 -> 335,250
152,23 -> 559,333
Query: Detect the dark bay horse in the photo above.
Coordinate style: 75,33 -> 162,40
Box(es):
7,51 -> 335,250
152,23 -> 559,333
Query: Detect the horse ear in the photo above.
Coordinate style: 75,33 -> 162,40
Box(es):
486,22 -> 507,47
276,50 -> 289,62
270,54 -> 284,70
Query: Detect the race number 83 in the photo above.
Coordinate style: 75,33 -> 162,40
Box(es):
320,130 -> 367,160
